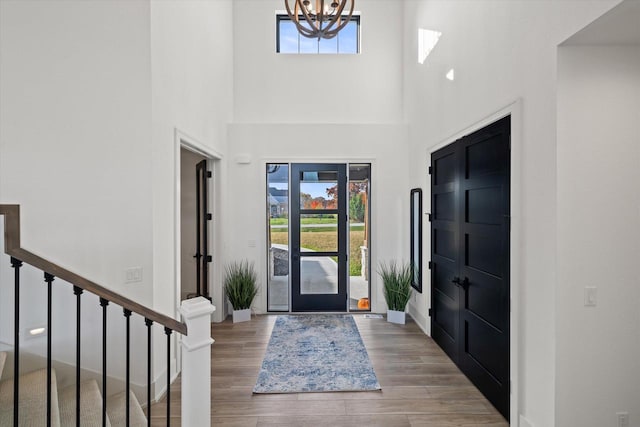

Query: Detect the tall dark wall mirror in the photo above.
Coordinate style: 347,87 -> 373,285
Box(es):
410,188 -> 422,292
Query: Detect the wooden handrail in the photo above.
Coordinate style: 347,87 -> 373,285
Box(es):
1,204 -> 187,335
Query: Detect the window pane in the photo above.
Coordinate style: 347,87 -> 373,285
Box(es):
278,20 -> 299,53
300,214 -> 337,252
338,20 -> 358,54
299,35 -> 317,54
300,257 -> 338,295
319,35 -> 338,54
267,163 -> 289,311
276,15 -> 360,54
348,164 -> 370,311
299,170 -> 338,209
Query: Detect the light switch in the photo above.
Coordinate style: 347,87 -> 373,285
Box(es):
125,267 -> 143,284
584,286 -> 597,307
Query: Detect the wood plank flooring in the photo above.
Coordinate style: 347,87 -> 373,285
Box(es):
150,315 -> 508,426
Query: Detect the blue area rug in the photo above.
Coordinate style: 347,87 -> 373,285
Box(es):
253,315 -> 381,393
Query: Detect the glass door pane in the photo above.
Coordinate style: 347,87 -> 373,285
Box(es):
348,164 -> 371,311
266,164 -> 289,311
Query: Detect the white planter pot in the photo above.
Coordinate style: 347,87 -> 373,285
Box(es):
387,309 -> 406,325
232,308 -> 251,323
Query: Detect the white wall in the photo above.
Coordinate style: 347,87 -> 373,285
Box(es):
402,1 -> 621,425
0,0 -> 154,306
150,0 -> 233,386
0,0 -> 154,387
232,0 -> 404,124
557,45 -> 640,427
150,0 -> 233,323
227,123 -> 409,314
0,0 -> 234,397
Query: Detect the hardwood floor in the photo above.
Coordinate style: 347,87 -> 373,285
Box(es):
150,315 -> 508,426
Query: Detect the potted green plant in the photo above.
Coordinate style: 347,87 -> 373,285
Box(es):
379,261 -> 412,324
224,260 -> 258,323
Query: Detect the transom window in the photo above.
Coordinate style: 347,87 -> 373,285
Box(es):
276,14 -> 360,54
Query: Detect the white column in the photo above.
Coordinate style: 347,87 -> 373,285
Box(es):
180,297 -> 215,427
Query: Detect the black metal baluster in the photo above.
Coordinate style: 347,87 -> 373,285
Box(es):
124,309 -> 132,426
100,298 -> 109,427
73,286 -> 83,427
44,273 -> 55,427
164,327 -> 172,426
10,257 -> 22,427
145,318 -> 153,427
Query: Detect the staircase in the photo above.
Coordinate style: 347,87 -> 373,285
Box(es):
0,351 -> 146,426
1,204 -> 217,426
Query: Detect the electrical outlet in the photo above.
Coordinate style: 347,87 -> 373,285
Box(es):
617,412 -> 629,427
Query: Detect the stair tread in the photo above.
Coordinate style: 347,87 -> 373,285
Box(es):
59,379 -> 111,427
106,389 -> 147,427
0,352 -> 6,380
0,368 -> 61,427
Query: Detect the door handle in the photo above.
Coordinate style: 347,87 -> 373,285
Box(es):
452,276 -> 469,290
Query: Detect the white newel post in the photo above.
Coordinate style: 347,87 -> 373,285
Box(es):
180,297 -> 215,426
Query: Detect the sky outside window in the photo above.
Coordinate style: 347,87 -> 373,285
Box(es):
277,15 -> 360,54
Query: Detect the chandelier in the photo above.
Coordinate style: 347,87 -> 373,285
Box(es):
284,0 -> 355,40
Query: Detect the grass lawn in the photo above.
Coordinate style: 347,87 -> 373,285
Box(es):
270,217 -> 339,226
270,225 -> 364,233
270,229 -> 366,276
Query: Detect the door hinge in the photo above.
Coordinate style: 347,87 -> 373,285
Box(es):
206,171 -> 212,178
206,213 -> 212,220
428,261 -> 433,270
427,213 -> 432,222
206,255 -> 212,262
428,308 -> 432,317
428,166 -> 432,175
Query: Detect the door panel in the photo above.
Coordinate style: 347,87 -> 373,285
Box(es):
291,163 -> 347,312
459,117 -> 510,418
431,116 -> 510,420
430,143 -> 461,363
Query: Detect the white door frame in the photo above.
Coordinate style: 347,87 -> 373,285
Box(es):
173,128 -> 223,368
261,157 -> 378,314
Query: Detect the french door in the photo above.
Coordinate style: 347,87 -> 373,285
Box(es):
290,163 -> 348,311
430,116 -> 510,419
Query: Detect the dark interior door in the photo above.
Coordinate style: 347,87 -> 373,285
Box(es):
291,163 -> 347,311
195,159 -> 212,300
431,116 -> 510,419
430,142 -> 461,363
